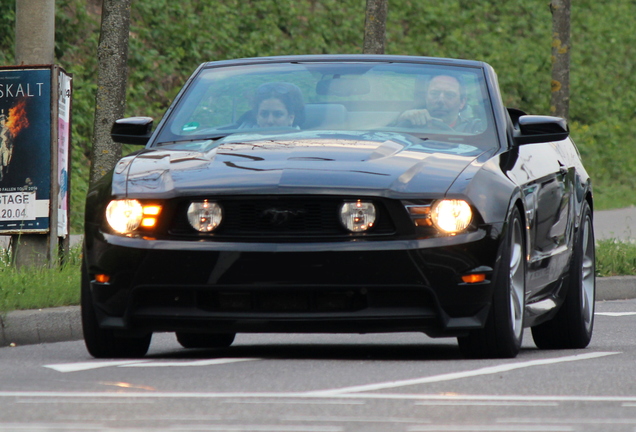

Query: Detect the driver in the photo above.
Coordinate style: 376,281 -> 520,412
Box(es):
395,74 -> 481,133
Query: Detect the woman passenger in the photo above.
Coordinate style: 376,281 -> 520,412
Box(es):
242,82 -> 305,129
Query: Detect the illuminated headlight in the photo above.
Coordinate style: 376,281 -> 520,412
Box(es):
431,199 -> 472,233
106,199 -> 143,234
339,200 -> 376,233
106,200 -> 163,234
187,200 -> 222,232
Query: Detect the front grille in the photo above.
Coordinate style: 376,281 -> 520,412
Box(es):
169,196 -> 396,239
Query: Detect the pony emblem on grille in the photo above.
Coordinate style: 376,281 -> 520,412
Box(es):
260,208 -> 306,226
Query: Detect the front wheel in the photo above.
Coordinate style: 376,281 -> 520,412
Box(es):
458,206 -> 526,359
81,258 -> 151,358
531,200 -> 595,349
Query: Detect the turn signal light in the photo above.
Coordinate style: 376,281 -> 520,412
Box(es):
95,274 -> 110,283
461,273 -> 486,284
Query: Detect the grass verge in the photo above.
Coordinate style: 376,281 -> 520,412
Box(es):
0,246 -> 81,314
596,239 -> 636,277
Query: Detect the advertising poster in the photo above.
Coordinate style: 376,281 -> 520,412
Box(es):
0,68 -> 51,233
57,70 -> 71,237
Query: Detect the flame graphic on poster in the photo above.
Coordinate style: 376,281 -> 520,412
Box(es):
6,99 -> 29,137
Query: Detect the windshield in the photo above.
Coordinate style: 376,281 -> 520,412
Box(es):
153,61 -> 498,150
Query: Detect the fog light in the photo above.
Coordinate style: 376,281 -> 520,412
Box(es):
340,200 -> 376,233
187,200 -> 223,232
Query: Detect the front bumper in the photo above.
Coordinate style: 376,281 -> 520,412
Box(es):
85,228 -> 501,338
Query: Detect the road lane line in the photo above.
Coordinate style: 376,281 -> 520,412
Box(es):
414,401 -> 558,406
407,426 -> 572,431
167,426 -> 343,432
305,351 -> 620,395
596,312 -> 636,316
4,390 -> 636,403
120,358 -> 259,367
282,415 -> 429,424
44,358 -> 259,372
44,360 -> 148,372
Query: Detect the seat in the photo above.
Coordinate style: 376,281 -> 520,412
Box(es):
302,104 -> 347,129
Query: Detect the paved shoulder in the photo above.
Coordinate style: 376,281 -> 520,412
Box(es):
595,206 -> 636,241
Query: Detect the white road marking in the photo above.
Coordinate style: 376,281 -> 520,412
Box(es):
407,426 -> 573,432
305,351 -> 620,395
0,424 -> 105,431
414,401 -> 558,407
282,415 -> 428,424
4,391 -> 636,403
121,358 -> 259,367
167,426 -> 343,432
44,358 -> 259,372
44,360 -> 147,372
502,417 -> 636,425
222,399 -> 365,405
596,312 -> 636,316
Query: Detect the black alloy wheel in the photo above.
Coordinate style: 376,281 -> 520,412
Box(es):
531,200 -> 595,349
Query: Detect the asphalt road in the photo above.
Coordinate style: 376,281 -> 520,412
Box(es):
1,298 -> 636,431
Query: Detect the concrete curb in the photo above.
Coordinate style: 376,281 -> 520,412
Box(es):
1,306 -> 82,347
1,276 -> 635,348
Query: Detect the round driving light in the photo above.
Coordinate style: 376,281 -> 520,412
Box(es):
340,200 -> 376,233
187,200 -> 222,232
431,199 -> 472,233
106,199 -> 143,234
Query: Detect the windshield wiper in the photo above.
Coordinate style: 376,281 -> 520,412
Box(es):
155,133 -> 231,146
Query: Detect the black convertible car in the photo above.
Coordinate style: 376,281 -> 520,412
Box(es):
82,55 -> 595,359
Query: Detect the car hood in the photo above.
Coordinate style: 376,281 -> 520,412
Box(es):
113,131 -> 484,198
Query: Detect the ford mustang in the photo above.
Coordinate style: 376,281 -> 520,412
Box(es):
82,54 -> 595,359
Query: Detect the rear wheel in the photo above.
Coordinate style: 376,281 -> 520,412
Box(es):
176,332 -> 236,349
458,206 -> 526,359
531,200 -> 595,349
81,258 -> 151,358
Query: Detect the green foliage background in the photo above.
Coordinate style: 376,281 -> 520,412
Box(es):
0,0 -> 634,233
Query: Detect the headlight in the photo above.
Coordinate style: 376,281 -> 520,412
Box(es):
339,200 -> 376,233
106,200 -> 163,234
187,200 -> 223,232
431,199 -> 472,233
106,199 -> 143,234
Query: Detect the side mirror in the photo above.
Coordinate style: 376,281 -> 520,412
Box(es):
111,117 -> 153,145
513,115 -> 569,145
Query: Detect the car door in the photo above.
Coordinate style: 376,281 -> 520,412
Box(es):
509,140 -> 574,297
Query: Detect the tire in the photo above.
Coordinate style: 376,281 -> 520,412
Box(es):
176,332 -> 236,349
531,200 -> 595,349
81,258 -> 152,358
458,206 -> 526,359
